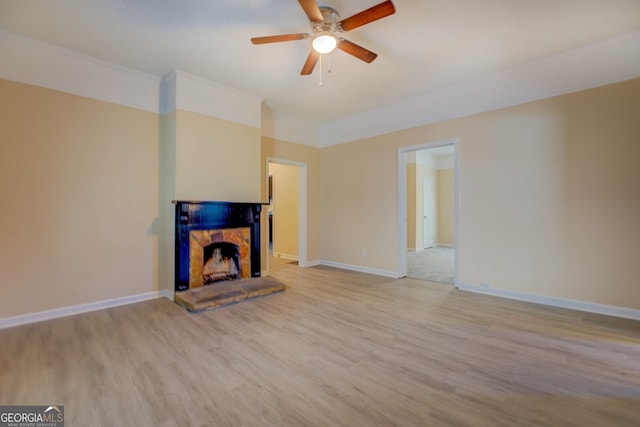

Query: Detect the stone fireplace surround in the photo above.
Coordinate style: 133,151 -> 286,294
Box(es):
174,201 -> 262,292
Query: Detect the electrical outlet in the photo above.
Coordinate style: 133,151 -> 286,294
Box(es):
361,248 -> 367,257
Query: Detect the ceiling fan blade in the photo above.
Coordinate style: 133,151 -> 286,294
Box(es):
338,39 -> 378,63
339,0 -> 396,32
298,0 -> 323,22
251,33 -> 309,44
301,50 -> 320,75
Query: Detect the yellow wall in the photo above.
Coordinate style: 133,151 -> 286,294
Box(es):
437,168 -> 455,245
175,110 -> 261,202
268,163 -> 299,259
0,78 -> 160,317
406,159 -> 417,250
261,136 -> 320,271
320,78 -> 640,310
406,161 -> 438,250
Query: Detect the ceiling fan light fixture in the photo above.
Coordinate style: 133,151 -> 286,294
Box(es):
312,34 -> 337,54
251,1 -> 396,75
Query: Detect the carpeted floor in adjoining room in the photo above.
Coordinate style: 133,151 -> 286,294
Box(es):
407,246 -> 455,284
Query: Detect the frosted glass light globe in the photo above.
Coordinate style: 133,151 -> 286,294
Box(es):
312,35 -> 337,54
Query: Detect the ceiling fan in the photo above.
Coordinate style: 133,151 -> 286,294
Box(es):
251,0 -> 396,75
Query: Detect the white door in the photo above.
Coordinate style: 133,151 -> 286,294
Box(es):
422,176 -> 435,249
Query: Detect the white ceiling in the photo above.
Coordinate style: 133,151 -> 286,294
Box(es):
1,0 -> 639,127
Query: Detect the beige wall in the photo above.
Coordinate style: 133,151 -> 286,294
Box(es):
175,110 -> 261,202
437,168 -> 455,245
2,73 -> 638,319
319,78 -> 640,310
268,163 -> 299,259
320,137 -> 398,272
158,111 -> 177,293
261,136 -> 320,272
0,78 -> 160,317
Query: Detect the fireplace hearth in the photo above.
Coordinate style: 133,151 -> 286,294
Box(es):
174,201 -> 262,292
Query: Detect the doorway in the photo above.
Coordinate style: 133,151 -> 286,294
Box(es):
398,140 -> 458,284
266,158 -> 308,273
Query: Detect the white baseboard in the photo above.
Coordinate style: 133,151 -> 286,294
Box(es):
273,252 -> 298,261
0,289 -> 173,330
456,283 -> 640,321
302,259 -> 322,268
414,244 -> 455,250
317,260 -> 401,279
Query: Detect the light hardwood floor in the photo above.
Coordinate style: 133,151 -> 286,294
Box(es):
1,266 -> 639,426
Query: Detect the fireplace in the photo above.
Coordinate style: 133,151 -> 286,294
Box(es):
174,201 -> 262,292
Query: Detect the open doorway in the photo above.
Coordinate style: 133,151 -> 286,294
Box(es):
266,158 -> 308,273
398,140 -> 458,284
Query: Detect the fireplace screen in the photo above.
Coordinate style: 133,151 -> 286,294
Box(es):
189,227 -> 251,288
203,242 -> 239,283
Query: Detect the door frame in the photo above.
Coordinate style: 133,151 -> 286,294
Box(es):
266,157 -> 308,272
397,138 -> 459,283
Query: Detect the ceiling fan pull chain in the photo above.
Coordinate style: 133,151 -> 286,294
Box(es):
318,54 -> 323,85
328,52 -> 332,74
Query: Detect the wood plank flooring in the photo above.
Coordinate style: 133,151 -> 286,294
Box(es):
1,265 -> 639,426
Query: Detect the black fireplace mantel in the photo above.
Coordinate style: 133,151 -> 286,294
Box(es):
173,200 -> 263,292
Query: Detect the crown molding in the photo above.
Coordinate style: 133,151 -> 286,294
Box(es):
2,28 -> 639,147
161,70 -> 263,128
0,29 -> 160,112
318,30 -> 640,147
261,108 -> 319,147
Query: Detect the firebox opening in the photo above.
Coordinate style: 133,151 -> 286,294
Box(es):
202,241 -> 240,284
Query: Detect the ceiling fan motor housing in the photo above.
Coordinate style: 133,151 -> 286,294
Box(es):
312,7 -> 341,35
